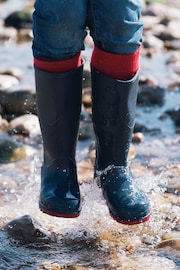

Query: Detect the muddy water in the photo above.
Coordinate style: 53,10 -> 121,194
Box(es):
0,1 -> 180,269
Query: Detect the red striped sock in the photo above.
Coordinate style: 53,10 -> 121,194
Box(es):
34,52 -> 82,73
91,46 -> 140,80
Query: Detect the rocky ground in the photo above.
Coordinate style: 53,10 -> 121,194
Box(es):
0,0 -> 180,269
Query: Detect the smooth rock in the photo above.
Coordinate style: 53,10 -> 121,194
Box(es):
0,115 -> 9,132
5,215 -> 56,243
143,34 -> 164,50
138,85 -> 166,106
0,87 -> 36,116
143,3 -> 180,20
0,68 -> 23,80
4,9 -> 32,29
166,107 -> 180,127
0,25 -> 17,40
132,132 -> 144,144
9,114 -> 41,137
156,238 -> 180,250
0,74 -> 19,89
78,121 -> 94,141
82,69 -> 91,88
0,135 -> 27,163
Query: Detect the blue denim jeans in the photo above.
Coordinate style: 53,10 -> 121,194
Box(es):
32,0 -> 143,61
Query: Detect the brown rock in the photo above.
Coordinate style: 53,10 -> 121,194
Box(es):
156,238 -> 180,250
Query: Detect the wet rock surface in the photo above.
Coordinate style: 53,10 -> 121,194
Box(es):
0,0 -> 180,269
5,215 -> 56,243
0,87 -> 36,117
0,134 -> 27,163
4,9 -> 32,30
156,238 -> 180,250
9,114 -> 41,137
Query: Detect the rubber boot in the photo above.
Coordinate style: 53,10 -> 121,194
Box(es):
35,65 -> 83,218
91,66 -> 151,225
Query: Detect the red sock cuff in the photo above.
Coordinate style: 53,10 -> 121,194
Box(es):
91,46 -> 141,80
34,52 -> 82,73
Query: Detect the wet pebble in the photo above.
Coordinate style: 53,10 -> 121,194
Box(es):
139,74 -> 158,86
0,134 -> 27,163
4,9 -> 32,30
9,114 -> 41,137
137,85 -> 166,106
132,132 -> 144,144
141,3 -> 180,55
165,39 -> 180,50
156,238 -> 180,251
142,15 -> 161,31
0,87 -> 36,116
165,184 -> 180,195
143,3 -> 180,20
5,215 -> 56,243
0,115 -> 9,132
82,69 -> 91,88
166,107 -> 180,127
159,20 -> 180,41
82,90 -> 92,108
143,34 -> 164,51
80,104 -> 91,122
0,74 -> 19,89
0,67 -> 23,80
82,86 -> 92,114
0,25 -> 17,40
166,51 -> 180,65
17,28 -> 32,43
134,122 -> 161,134
78,121 -> 94,141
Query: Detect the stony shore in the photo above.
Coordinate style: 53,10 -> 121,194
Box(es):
0,1 -> 180,269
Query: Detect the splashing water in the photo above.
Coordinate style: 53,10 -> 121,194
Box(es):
0,140 -> 179,269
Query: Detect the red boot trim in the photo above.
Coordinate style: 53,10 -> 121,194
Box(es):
34,52 -> 82,73
111,211 -> 152,225
91,46 -> 141,80
39,207 -> 81,218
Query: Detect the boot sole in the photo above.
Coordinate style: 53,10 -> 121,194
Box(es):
110,211 -> 151,225
39,205 -> 81,218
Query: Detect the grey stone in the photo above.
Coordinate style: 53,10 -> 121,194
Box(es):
5,215 -> 56,243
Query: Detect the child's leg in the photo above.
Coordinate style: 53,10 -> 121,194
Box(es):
32,0 -> 88,218
88,0 -> 151,225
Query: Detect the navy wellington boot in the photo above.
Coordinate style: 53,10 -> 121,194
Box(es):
35,65 -> 83,218
91,66 -> 151,225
